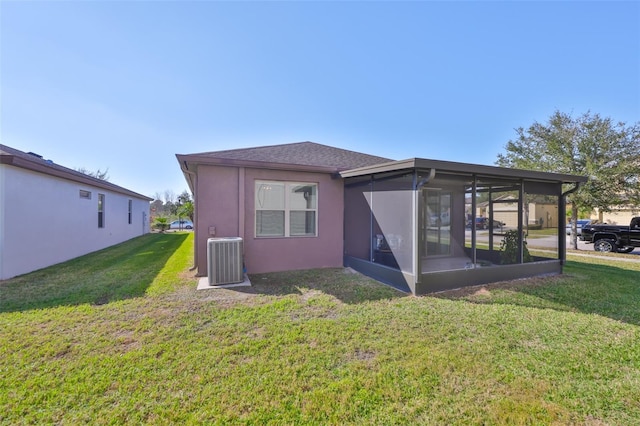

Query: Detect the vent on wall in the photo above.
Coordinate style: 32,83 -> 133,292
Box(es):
207,237 -> 244,285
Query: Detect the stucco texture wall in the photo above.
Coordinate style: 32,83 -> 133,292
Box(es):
194,165 -> 344,275
0,166 -> 150,280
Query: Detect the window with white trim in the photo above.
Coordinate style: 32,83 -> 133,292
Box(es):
255,181 -> 317,237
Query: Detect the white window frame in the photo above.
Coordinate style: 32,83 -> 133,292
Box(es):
255,180 -> 318,238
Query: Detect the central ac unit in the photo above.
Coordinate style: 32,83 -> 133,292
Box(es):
207,237 -> 244,285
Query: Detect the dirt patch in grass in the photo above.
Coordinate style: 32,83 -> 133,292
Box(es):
431,274 -> 568,300
183,267 -> 405,307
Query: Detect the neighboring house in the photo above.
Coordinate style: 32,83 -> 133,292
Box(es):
177,142 -> 586,295
477,195 -> 558,228
591,205 -> 640,226
0,144 -> 152,280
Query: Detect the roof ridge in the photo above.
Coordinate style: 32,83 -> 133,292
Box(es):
187,141 -> 389,157
178,141 -> 393,171
187,141 -> 323,156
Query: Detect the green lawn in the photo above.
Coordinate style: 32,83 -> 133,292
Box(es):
526,228 -> 560,238
1,233 -> 639,424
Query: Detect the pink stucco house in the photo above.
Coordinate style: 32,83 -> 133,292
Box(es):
177,142 -> 586,294
176,142 -> 391,276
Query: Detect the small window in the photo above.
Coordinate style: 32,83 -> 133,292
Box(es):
98,194 -> 105,228
255,181 -> 317,237
128,200 -> 132,224
79,190 -> 91,199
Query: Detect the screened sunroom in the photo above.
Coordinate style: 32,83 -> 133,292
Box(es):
341,159 -> 587,295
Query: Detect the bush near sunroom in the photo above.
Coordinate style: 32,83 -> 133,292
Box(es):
499,229 -> 532,264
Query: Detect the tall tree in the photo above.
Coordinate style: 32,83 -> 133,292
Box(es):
178,190 -> 194,222
497,110 -> 640,249
177,190 -> 192,204
163,190 -> 176,204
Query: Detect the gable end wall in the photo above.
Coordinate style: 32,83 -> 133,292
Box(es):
195,165 -> 344,275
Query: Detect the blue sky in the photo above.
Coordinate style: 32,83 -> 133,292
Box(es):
2,1 -> 639,199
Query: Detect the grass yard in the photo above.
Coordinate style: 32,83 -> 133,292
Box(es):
526,228 -> 560,238
1,233 -> 639,424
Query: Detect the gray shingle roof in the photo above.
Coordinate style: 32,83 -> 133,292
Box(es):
186,141 -> 393,171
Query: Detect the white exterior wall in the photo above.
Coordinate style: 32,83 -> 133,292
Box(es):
0,165 -> 150,280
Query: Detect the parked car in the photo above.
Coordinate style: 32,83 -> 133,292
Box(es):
470,217 -> 488,229
565,219 -> 591,236
490,219 -> 505,230
580,217 -> 640,253
169,220 -> 193,229
467,217 -> 504,230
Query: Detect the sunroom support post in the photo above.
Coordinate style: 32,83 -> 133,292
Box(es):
558,191 -> 566,264
414,168 -> 435,287
369,175 -> 374,262
560,182 -> 581,264
413,171 -> 420,285
471,176 -> 477,265
518,180 -> 524,263
488,185 -> 493,252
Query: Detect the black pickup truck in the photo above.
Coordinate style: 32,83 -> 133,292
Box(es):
580,217 -> 640,253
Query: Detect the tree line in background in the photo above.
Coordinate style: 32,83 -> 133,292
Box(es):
497,110 -> 640,249
151,190 -> 194,223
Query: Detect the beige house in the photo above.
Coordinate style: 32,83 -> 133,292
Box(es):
477,195 -> 558,229
591,206 -> 640,226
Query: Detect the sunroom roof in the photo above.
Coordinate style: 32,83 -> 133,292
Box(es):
339,158 -> 588,184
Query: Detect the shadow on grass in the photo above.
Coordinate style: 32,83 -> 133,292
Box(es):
240,268 -> 408,304
432,260 -> 640,326
0,233 -> 188,313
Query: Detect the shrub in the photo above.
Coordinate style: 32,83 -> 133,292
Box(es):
154,217 -> 169,232
499,229 -> 532,264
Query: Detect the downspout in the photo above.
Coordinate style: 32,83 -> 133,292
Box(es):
180,163 -> 198,272
415,168 -> 436,191
414,168 -> 436,291
559,182 -> 581,264
238,167 -> 245,240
